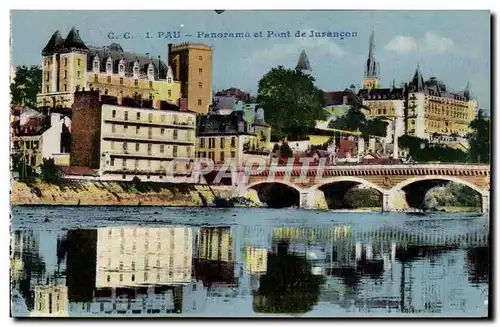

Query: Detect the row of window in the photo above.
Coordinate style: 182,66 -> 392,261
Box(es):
108,126 -> 194,142
110,110 -> 192,124
110,143 -> 191,156
45,57 -> 82,67
106,270 -> 190,283
197,151 -> 236,160
109,157 -> 191,169
199,137 -> 237,149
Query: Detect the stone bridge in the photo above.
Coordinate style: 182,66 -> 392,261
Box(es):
234,164 -> 490,214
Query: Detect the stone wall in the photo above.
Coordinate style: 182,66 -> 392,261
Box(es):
10,180 -> 233,207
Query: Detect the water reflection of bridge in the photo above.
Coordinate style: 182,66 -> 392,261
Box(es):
268,225 -> 489,248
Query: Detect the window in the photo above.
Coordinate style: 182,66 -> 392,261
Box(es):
64,84 -> 67,91
123,142 -> 128,152
220,151 -> 225,161
104,89 -> 108,95
107,275 -> 111,282
124,125 -> 128,132
149,81 -> 153,89
134,80 -> 138,86
148,113 -> 153,122
46,72 -> 50,81
144,272 -> 148,281
45,86 -> 49,93
64,58 -> 68,66
168,90 -> 171,96
112,124 -> 116,133
113,110 -> 117,119
131,274 -> 135,282
148,127 -> 152,139
111,141 -> 115,150
136,126 -> 140,134
123,158 -> 127,168
94,74 -> 98,82
119,64 -> 124,73
221,138 -> 225,148
173,129 -> 178,140
173,146 -> 178,157
160,145 -> 164,153
161,115 -> 165,122
107,76 -> 111,83
161,128 -> 165,135
107,62 -> 112,73
124,111 -> 129,120
210,138 -> 216,148
120,77 -> 123,85
77,71 -> 81,79
231,137 -> 236,147
134,159 -> 139,169
231,151 -> 235,158
147,160 -> 151,168
200,138 -> 206,148
199,82 -> 203,88
135,143 -> 140,152
148,144 -> 152,155
110,158 -> 115,166
198,99 -> 202,106
199,68 -> 203,74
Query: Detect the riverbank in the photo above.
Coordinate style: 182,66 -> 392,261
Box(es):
10,180 -> 237,207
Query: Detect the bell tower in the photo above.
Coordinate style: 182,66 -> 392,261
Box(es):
363,30 -> 380,89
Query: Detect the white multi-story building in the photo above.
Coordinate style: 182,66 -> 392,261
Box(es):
95,227 -> 194,288
70,91 -> 197,182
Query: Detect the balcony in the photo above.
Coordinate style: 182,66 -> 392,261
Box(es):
105,150 -> 176,160
103,132 -> 195,144
104,117 -> 195,129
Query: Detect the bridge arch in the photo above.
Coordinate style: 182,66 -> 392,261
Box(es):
242,180 -> 304,209
311,176 -> 386,194
391,175 -> 488,195
244,180 -> 305,194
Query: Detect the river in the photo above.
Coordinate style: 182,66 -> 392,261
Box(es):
10,206 -> 490,318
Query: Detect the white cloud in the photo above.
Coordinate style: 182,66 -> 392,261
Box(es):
421,32 -> 454,52
385,32 -> 454,54
384,36 -> 418,53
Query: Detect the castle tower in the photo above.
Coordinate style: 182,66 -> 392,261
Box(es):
168,43 -> 212,115
295,50 -> 312,75
363,30 -> 380,89
39,27 -> 88,108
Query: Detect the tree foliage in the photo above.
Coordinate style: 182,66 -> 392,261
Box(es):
424,182 -> 481,208
257,66 -> 325,141
279,142 -> 294,158
40,158 -> 63,184
468,109 -> 490,163
328,107 -> 388,137
253,241 -> 324,314
398,135 -> 467,163
344,188 -> 381,208
10,65 -> 42,107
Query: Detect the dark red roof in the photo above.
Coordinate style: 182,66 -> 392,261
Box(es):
323,90 -> 360,106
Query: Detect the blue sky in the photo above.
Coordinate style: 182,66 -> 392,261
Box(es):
11,10 -> 490,111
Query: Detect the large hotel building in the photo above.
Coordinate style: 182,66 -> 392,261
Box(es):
345,31 -> 478,149
70,91 -> 196,181
37,28 -> 212,114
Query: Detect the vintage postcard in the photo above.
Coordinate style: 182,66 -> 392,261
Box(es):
9,10 -> 490,318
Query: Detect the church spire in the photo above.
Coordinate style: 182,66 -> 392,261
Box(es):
409,64 -> 425,92
363,29 -> 380,89
464,81 -> 471,100
295,50 -> 312,74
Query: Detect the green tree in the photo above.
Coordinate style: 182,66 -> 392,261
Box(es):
40,158 -> 63,184
328,107 -> 388,137
468,109 -> 490,163
257,66 -> 325,141
10,65 -> 42,107
279,142 -> 293,158
344,188 -> 382,208
253,241 -> 324,314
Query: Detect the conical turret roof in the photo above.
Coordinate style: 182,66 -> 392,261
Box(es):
62,27 -> 88,52
41,30 -> 64,56
295,50 -> 312,72
410,64 -> 425,92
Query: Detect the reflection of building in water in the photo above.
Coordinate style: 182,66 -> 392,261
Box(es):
245,248 -> 268,276
31,285 -> 68,317
10,231 -> 25,283
96,227 -> 193,288
195,227 -> 237,293
198,227 -> 233,262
